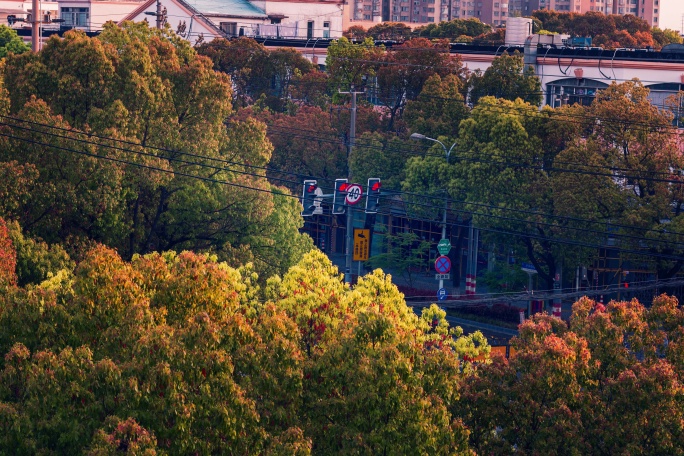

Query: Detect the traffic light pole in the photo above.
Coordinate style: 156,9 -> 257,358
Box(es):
340,87 -> 363,285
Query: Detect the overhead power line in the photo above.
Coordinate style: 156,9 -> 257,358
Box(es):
6,119 -> 681,263
3,114 -> 684,245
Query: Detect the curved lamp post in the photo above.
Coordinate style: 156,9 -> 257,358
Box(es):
410,133 -> 457,292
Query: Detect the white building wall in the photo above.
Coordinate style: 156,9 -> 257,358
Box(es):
252,0 -> 343,38
57,0 -> 144,31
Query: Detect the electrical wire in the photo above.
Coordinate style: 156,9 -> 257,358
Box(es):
3,118 -> 684,263
4,112 -> 684,243
6,108 -> 676,246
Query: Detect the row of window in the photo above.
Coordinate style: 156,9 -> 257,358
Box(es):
61,7 -> 88,27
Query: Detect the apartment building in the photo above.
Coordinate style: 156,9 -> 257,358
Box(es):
607,0 -> 660,26
348,0 -> 660,28
349,0 -> 509,25
509,0 -> 660,26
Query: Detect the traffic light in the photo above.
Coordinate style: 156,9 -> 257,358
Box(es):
301,180 -> 318,216
365,178 -> 381,214
332,178 -> 348,215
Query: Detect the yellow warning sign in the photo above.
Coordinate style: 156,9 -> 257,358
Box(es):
353,229 -> 370,261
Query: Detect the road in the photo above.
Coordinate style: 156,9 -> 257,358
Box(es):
445,316 -> 518,346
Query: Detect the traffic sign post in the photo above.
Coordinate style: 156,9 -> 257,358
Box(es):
521,262 -> 538,317
434,255 -> 451,301
437,288 -> 447,301
437,239 -> 451,256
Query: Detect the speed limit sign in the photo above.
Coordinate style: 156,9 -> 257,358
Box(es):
345,184 -> 363,205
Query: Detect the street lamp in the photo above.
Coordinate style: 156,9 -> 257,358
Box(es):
410,132 -> 457,292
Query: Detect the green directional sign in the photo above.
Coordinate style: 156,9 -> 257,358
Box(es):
437,239 -> 451,256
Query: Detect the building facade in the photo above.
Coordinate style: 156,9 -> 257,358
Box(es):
123,0 -> 343,41
346,0 -> 510,26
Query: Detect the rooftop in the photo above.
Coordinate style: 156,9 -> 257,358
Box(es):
181,0 -> 266,17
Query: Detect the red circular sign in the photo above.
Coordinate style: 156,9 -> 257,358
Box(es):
345,184 -> 363,205
435,255 -> 451,274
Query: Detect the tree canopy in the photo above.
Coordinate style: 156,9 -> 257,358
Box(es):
0,229 -> 488,455
0,23 -> 312,278
0,25 -> 29,58
532,11 -> 681,49
458,295 -> 684,454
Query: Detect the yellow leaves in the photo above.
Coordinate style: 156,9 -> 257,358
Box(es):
142,250 -> 245,324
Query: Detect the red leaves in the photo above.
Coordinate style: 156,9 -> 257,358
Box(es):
0,218 -> 17,287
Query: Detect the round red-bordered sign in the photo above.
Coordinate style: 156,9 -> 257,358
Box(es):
435,255 -> 451,274
345,184 -> 363,205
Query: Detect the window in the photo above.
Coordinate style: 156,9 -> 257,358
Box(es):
427,7 -> 434,12
427,16 -> 434,21
220,22 -> 237,36
402,6 -> 409,11
60,7 -> 88,27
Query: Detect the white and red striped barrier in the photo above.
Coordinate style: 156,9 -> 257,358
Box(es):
465,274 -> 476,296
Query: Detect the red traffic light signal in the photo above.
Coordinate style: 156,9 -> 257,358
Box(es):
333,178 -> 348,215
365,178 -> 381,214
301,180 -> 319,216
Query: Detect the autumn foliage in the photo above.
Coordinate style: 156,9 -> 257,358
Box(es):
0,218 -> 16,287
533,11 -> 682,49
0,236 -> 489,454
458,296 -> 684,454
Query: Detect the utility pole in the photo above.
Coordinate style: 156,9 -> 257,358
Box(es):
466,224 -> 479,296
31,0 -> 40,52
144,0 -> 167,29
156,0 -> 162,29
340,86 -> 364,285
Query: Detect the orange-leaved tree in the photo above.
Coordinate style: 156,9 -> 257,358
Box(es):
456,295 -> 684,455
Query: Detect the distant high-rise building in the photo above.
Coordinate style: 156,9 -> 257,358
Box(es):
349,0 -> 509,26
347,0 -> 660,28
510,0 -> 661,27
